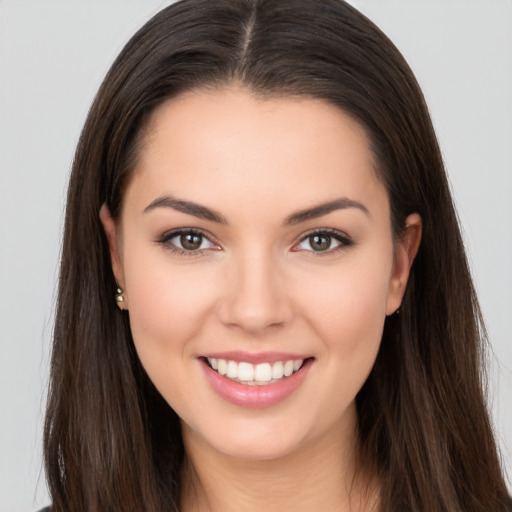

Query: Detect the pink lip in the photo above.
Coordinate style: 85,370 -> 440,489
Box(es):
200,357 -> 313,408
201,351 -> 309,364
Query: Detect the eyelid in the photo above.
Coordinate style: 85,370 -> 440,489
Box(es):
292,228 -> 353,253
155,227 -> 353,256
156,227 -> 221,255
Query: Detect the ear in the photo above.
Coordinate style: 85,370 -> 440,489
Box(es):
99,204 -> 126,293
386,213 -> 422,316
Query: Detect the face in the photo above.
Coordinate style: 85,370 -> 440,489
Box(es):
102,87 -> 420,462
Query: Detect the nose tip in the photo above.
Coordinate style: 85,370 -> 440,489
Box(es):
218,257 -> 293,334
225,300 -> 287,333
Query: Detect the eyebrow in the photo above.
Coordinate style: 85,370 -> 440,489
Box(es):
143,196 -> 228,224
143,195 -> 369,225
284,198 -> 370,225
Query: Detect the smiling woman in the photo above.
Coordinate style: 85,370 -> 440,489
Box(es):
100,90 -> 420,469
41,1 -> 511,512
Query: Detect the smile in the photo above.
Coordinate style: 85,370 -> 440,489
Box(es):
200,354 -> 313,408
206,357 -> 304,385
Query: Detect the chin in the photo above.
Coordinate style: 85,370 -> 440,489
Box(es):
183,413 -> 316,462
212,435 -> 305,462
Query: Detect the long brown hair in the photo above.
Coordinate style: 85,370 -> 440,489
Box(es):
44,1 -> 511,511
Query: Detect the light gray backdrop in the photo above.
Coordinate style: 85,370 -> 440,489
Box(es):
0,1 -> 511,511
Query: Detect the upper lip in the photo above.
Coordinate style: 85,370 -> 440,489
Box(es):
200,351 -> 311,365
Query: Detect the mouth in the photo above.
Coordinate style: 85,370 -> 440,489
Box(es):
202,357 -> 308,386
199,354 -> 314,408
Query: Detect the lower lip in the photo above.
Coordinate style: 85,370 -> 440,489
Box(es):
201,358 -> 313,408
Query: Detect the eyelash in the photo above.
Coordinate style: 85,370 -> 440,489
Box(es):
156,227 -> 353,256
294,228 -> 353,255
156,228 -> 220,257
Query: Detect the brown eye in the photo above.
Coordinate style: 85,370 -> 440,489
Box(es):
309,234 -> 332,251
159,229 -> 219,254
294,229 -> 352,254
180,233 -> 203,250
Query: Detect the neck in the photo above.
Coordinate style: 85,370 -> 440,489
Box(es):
180,409 -> 380,512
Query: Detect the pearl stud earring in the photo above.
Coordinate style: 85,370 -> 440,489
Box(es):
115,288 -> 127,310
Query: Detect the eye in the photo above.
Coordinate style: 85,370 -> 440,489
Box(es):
294,229 -> 352,253
157,229 -> 220,254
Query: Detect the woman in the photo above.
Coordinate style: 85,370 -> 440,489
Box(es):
43,0 -> 512,510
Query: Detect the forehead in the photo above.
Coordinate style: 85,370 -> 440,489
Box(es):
125,86 -> 387,220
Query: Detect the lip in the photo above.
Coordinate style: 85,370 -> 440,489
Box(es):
201,351 -> 309,365
200,356 -> 313,408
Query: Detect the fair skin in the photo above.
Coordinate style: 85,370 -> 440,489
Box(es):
101,87 -> 421,512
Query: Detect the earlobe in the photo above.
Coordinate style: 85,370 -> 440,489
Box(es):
99,204 -> 126,292
386,213 -> 422,316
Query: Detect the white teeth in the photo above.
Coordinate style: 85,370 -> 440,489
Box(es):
226,360 -> 238,378
206,357 -> 305,384
217,358 -> 227,376
238,362 -> 255,381
283,360 -> 294,377
271,361 -> 284,379
254,363 -> 272,382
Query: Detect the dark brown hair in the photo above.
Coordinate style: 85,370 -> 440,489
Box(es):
44,1 -> 511,511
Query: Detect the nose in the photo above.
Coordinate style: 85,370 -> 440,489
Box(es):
218,250 -> 294,334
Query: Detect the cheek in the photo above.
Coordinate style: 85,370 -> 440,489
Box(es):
123,245 -> 219,359
298,250 -> 393,360
122,247 -> 223,414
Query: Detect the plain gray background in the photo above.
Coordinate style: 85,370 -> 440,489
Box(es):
0,1 -> 511,510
